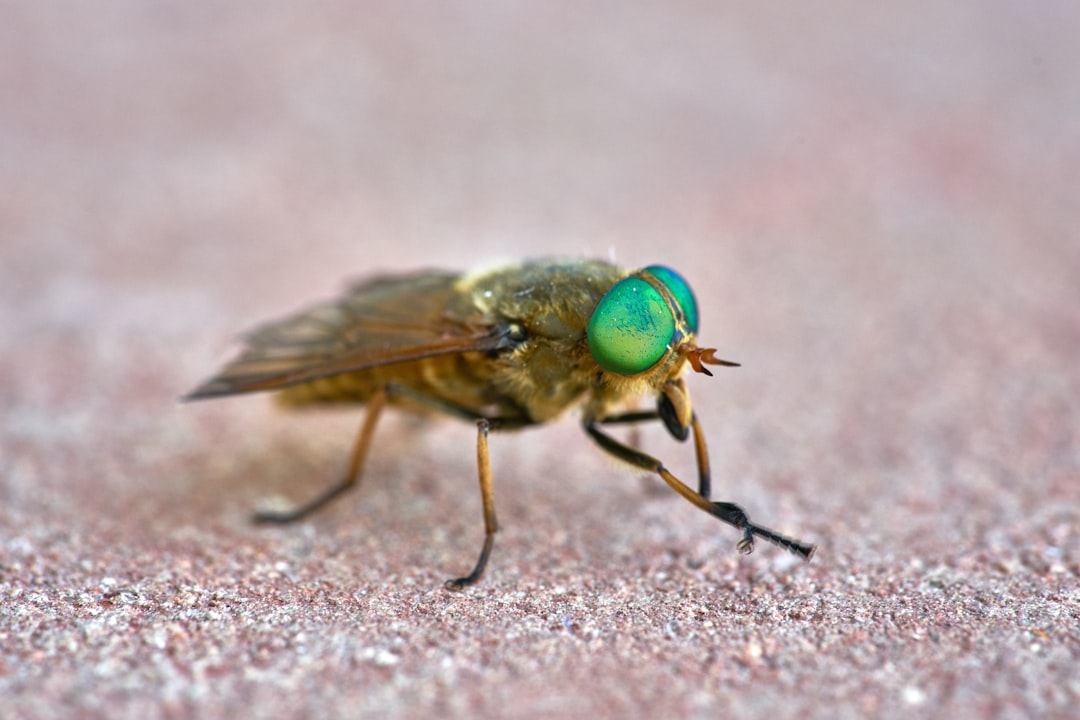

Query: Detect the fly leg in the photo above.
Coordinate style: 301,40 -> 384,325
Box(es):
597,410 -> 712,499
255,387 -> 390,524
374,386 -> 523,587
445,419 -> 497,590
584,419 -> 815,560
383,386 -> 524,588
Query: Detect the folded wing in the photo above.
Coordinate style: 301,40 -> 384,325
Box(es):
185,271 -> 505,399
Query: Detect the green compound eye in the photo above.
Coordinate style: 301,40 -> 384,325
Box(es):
588,277 -> 676,375
643,265 -> 699,334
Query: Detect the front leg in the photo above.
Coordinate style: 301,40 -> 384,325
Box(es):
597,410 -> 712,498
584,419 -> 816,561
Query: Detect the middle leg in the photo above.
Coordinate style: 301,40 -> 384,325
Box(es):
444,419 -> 498,589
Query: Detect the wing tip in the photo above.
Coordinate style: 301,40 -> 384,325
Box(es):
181,380 -> 240,402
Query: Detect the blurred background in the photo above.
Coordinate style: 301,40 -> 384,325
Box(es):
2,2 -> 1077,718
6,3 -> 1074,310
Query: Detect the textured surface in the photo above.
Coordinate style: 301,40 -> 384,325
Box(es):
2,3 -> 1078,719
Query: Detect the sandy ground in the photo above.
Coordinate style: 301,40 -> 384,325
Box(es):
2,3 -> 1077,719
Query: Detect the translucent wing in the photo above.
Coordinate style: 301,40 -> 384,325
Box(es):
185,271 -> 506,400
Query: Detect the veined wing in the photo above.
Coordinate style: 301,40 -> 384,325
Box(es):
185,271 -> 506,400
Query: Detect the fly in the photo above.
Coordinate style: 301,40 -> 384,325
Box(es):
186,259 -> 815,588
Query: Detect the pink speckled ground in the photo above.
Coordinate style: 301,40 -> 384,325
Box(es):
2,3 -> 1077,719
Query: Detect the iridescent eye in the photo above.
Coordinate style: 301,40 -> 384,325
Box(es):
643,265 -> 698,334
587,277 -> 675,375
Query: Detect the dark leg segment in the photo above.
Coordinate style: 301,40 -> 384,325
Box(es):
445,419 -> 498,589
584,421 -> 815,560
